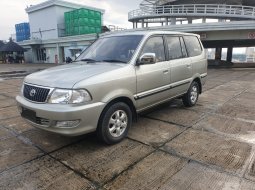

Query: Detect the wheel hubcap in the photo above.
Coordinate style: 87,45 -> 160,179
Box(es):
108,110 -> 128,138
190,86 -> 198,104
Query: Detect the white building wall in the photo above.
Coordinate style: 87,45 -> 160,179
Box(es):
29,6 -> 58,40
24,49 -> 33,63
28,6 -> 78,40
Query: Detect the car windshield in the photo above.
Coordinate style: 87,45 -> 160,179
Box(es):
76,35 -> 144,64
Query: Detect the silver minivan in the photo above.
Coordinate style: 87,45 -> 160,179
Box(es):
16,31 -> 207,144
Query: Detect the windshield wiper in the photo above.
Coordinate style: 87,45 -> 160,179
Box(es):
80,58 -> 97,62
102,59 -> 127,63
73,58 -> 97,63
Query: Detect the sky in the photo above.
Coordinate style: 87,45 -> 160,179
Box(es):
0,0 -> 141,41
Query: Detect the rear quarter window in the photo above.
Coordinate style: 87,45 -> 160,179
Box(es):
183,36 -> 202,57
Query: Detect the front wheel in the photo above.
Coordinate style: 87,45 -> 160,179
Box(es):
182,81 -> 199,107
97,102 -> 132,144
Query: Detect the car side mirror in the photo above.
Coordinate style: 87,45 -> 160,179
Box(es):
137,53 -> 156,65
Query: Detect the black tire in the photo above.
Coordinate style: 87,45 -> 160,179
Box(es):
182,81 -> 199,107
97,102 -> 132,145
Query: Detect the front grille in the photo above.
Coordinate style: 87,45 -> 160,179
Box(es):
23,84 -> 50,103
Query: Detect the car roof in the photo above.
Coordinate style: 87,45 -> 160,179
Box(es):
100,30 -> 199,38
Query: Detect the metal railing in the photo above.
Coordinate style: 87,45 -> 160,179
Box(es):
128,4 -> 255,21
107,25 -> 126,31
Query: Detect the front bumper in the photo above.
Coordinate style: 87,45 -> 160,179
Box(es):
16,95 -> 105,136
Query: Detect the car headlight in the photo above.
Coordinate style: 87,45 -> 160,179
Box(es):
48,89 -> 92,104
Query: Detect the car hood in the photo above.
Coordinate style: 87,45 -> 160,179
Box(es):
24,62 -> 124,88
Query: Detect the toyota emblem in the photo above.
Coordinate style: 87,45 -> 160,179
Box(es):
30,89 -> 36,97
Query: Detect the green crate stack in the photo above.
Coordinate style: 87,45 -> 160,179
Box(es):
79,26 -> 89,34
95,27 -> 101,33
74,19 -> 79,27
64,12 -> 70,36
64,8 -> 102,36
73,9 -> 79,19
78,9 -> 89,18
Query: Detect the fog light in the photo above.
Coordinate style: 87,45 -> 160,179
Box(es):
55,120 -> 80,128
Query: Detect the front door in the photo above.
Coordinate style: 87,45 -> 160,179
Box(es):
135,36 -> 170,110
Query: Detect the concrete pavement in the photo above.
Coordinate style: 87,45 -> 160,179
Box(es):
0,66 -> 255,189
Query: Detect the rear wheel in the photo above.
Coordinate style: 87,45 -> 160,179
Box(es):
97,102 -> 132,144
182,81 -> 199,107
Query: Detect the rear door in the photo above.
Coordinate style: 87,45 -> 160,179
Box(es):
165,36 -> 192,96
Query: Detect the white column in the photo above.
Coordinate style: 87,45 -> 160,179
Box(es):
188,18 -> 192,24
165,18 -> 169,25
171,18 -> 176,25
56,43 -> 60,64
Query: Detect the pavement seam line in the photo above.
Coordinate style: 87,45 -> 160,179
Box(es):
0,104 -> 18,109
103,125 -> 192,188
131,110 -> 255,184
190,120 -> 255,147
99,115 -> 196,188
142,100 -> 255,181
159,147 -> 255,184
0,93 -> 15,99
220,88 -> 249,107
198,110 -> 255,125
241,146 -> 255,179
0,126 -> 100,188
18,132 -> 101,189
0,154 -> 46,175
47,153 -> 101,189
0,115 -> 21,121
141,115 -> 188,128
100,147 -> 156,188
203,70 -> 252,92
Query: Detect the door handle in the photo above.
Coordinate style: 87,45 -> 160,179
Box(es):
163,70 -> 169,74
186,63 -> 192,68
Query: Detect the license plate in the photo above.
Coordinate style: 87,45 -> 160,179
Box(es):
21,108 -> 37,123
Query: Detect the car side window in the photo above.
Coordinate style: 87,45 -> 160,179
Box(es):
183,36 -> 202,57
140,36 -> 166,63
180,37 -> 188,58
165,36 -> 183,60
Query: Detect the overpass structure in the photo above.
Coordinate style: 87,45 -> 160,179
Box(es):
128,0 -> 255,64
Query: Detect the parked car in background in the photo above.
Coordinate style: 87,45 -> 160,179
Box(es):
16,31 -> 207,144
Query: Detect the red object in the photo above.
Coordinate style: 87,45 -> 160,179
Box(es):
55,55 -> 58,64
